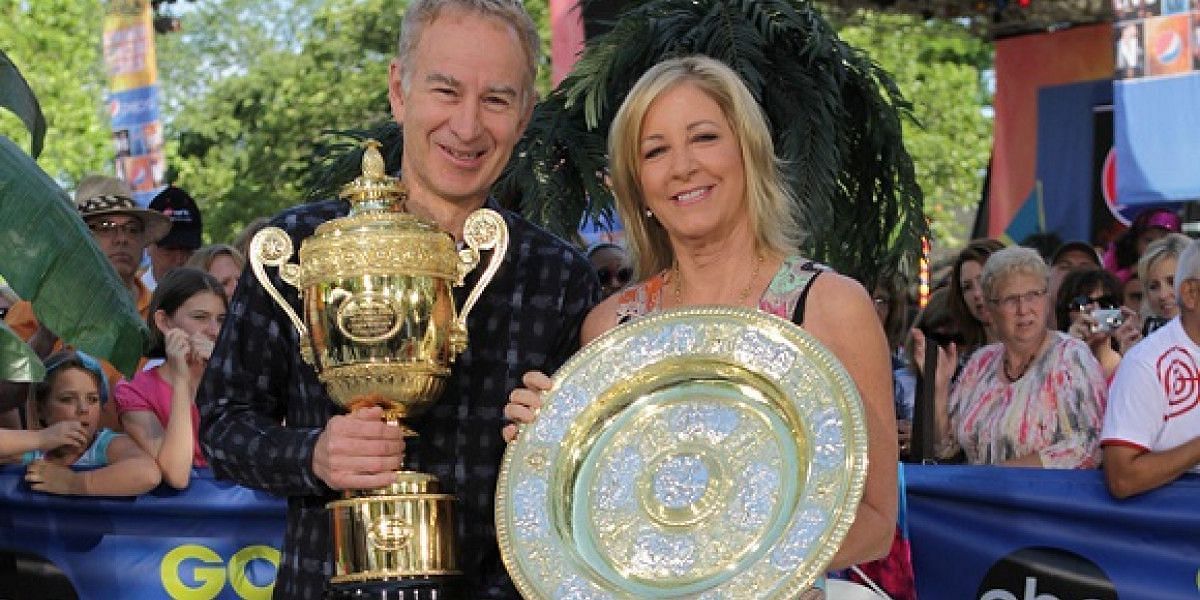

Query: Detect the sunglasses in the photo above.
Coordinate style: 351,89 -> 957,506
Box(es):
87,219 -> 145,239
597,266 -> 633,286
1069,294 -> 1119,312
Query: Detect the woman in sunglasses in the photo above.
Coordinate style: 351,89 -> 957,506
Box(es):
1055,268 -> 1142,383
587,242 -> 633,299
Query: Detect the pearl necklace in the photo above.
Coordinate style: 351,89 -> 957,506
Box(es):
673,254 -> 764,306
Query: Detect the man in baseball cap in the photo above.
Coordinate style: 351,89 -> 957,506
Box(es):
142,185 -> 203,290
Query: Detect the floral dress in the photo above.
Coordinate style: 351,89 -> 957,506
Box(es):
938,331 -> 1107,468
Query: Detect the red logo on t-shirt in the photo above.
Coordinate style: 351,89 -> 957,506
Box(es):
1156,346 -> 1200,420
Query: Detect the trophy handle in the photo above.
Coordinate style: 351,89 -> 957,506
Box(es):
249,227 -> 310,347
457,208 -> 508,332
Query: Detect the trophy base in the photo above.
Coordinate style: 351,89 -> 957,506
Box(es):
328,471 -> 459,585
325,575 -> 470,600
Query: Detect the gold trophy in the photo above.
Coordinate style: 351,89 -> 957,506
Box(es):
249,140 -> 507,593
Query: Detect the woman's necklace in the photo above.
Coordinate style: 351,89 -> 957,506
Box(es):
674,253 -> 764,306
1003,330 -> 1049,382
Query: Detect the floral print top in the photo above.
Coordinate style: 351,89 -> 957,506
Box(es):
938,331 -> 1106,468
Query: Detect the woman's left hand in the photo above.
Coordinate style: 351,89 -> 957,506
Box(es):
25,459 -> 79,495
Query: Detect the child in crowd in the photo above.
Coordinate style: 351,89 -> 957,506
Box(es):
0,350 -> 160,496
115,268 -> 227,489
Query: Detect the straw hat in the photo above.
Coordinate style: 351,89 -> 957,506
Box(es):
73,175 -> 171,243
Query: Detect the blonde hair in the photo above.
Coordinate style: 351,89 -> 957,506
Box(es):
1139,233 -> 1192,317
607,55 -> 804,279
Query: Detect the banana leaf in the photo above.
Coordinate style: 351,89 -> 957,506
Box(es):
0,321 -> 44,382
0,49 -> 45,158
0,136 -> 148,377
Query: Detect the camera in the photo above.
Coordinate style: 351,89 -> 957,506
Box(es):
1091,308 -> 1124,334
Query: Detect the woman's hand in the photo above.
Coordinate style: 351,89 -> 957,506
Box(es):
502,371 -> 552,443
1067,311 -> 1103,345
25,459 -> 81,495
163,328 -> 192,383
189,332 -> 215,364
36,420 -> 89,452
1113,307 -> 1142,354
911,328 -> 957,392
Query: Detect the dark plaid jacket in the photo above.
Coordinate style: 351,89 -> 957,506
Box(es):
198,198 -> 599,599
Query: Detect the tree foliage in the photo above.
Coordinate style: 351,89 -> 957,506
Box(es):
833,10 -> 993,248
0,1 -> 110,186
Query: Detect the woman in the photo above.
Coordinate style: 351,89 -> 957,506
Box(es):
1138,233 -> 1190,323
504,56 -> 897,578
1056,267 -> 1141,382
587,242 -> 633,299
115,268 -> 227,488
924,247 -> 1107,468
0,350 -> 160,496
947,239 -> 1005,357
1103,207 -> 1181,283
186,243 -> 245,300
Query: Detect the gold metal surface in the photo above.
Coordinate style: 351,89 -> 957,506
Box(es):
495,306 -> 869,599
248,140 -> 509,585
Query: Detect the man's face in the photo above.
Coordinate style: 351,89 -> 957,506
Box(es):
148,243 -> 194,280
387,9 -> 532,213
85,213 -> 148,281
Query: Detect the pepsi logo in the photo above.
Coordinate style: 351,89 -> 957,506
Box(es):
1154,30 -> 1183,64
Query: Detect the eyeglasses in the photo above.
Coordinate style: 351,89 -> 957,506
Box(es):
988,288 -> 1047,311
87,219 -> 145,239
1069,294 -> 1119,312
597,266 -> 633,286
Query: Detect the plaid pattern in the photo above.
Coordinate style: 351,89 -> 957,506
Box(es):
198,198 -> 599,599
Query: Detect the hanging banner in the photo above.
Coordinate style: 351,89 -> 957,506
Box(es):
907,465 -> 1200,600
1112,2 -> 1200,205
0,467 -> 284,600
102,0 -> 165,205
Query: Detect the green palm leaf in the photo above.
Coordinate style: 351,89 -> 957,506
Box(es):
0,136 -> 147,377
0,49 -> 45,158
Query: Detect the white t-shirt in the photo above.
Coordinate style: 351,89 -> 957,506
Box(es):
1102,317 -> 1200,472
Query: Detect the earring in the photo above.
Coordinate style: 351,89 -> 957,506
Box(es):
645,209 -> 654,219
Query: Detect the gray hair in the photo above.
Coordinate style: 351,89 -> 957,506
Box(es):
981,246 -> 1049,300
397,0 -> 540,107
1175,238 -> 1200,299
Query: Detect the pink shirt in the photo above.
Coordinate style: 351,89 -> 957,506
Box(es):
114,367 -> 207,467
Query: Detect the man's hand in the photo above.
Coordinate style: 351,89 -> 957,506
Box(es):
312,406 -> 406,490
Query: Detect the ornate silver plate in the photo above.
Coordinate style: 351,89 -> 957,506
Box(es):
496,306 -> 868,599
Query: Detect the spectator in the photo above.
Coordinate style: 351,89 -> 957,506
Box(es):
1103,207 -> 1182,284
142,186 -> 204,291
116,268 -> 227,489
947,239 -> 1006,358
1056,267 -> 1141,382
1102,238 -> 1200,498
186,243 -> 245,300
1120,272 -> 1143,313
1138,233 -> 1191,321
0,350 -> 160,496
920,246 -> 1107,468
1046,240 -> 1101,329
874,274 -> 915,450
3,175 -> 169,419
1019,231 -> 1063,262
587,242 -> 632,299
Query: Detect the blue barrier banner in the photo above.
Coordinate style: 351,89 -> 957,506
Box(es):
0,466 -> 285,600
906,465 -> 1200,600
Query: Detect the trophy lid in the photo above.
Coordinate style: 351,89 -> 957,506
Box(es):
339,139 -> 406,212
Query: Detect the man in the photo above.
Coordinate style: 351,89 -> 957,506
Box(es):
1047,240 -> 1100,328
141,185 -> 204,291
196,1 -> 599,598
3,175 -> 169,413
1101,238 -> 1200,498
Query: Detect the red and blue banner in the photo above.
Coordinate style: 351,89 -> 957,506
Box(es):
1112,4 -> 1200,205
102,0 -> 166,205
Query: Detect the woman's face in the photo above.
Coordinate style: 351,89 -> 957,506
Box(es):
986,272 -> 1049,345
637,82 -> 748,245
1067,284 -> 1119,325
1122,276 -> 1144,313
959,260 -> 987,325
162,291 -> 227,342
207,254 -> 242,300
872,284 -> 892,327
1146,256 -> 1179,318
41,367 -> 101,439
590,246 -> 632,299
